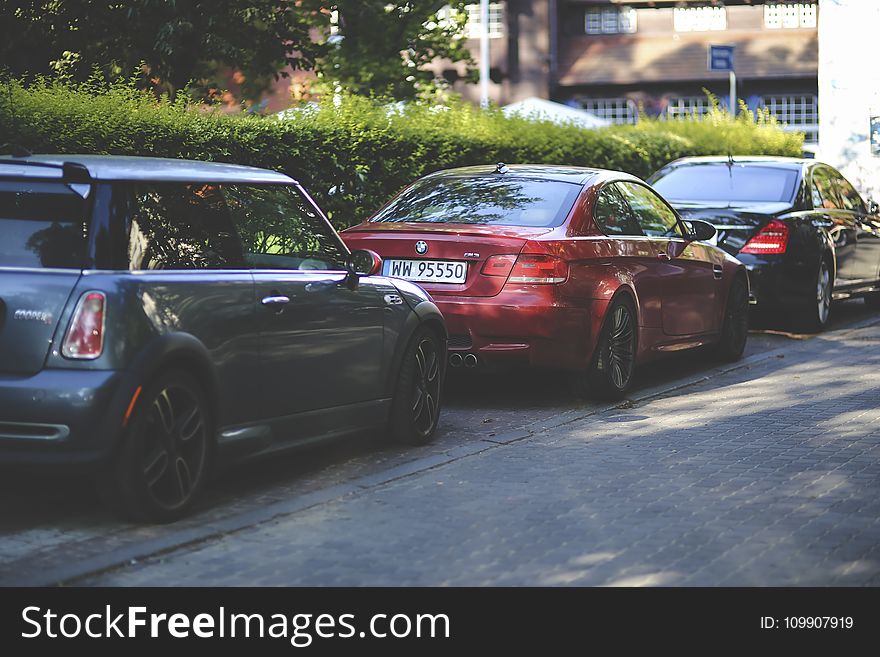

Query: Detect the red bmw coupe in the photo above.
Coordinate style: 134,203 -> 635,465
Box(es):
342,164 -> 749,398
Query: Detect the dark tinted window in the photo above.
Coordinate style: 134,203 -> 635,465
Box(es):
128,183 -> 245,270
0,181 -> 87,268
831,171 -> 866,213
617,182 -> 682,237
224,185 -> 347,271
652,164 -> 800,203
371,176 -> 581,228
811,167 -> 842,210
593,184 -> 643,236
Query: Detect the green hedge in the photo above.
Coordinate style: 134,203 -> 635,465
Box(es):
0,78 -> 804,228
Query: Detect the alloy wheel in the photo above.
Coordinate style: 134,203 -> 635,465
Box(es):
608,304 -> 635,389
817,261 -> 831,325
141,384 -> 208,511
411,337 -> 441,435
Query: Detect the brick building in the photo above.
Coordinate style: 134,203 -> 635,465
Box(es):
445,1 -> 819,142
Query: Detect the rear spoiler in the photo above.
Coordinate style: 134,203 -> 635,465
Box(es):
0,158 -> 92,183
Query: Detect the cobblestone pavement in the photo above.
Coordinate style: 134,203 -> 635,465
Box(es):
71,314 -> 880,586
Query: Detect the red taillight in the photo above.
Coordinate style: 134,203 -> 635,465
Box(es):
508,254 -> 568,284
481,254 -> 518,277
740,220 -> 789,255
62,292 -> 106,359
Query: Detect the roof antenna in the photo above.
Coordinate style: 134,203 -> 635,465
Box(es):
726,135 -> 734,178
0,143 -> 33,158
495,162 -> 509,174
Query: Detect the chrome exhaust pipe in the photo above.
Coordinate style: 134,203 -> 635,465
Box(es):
449,353 -> 463,368
463,353 -> 478,368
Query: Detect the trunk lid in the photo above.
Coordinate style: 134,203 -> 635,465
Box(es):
672,202 -> 791,256
0,178 -> 89,374
0,271 -> 81,374
343,223 -> 551,297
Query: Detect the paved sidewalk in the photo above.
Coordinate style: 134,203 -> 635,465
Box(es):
83,323 -> 880,586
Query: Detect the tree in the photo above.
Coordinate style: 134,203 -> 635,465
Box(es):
0,1 -> 326,100
319,2 -> 476,100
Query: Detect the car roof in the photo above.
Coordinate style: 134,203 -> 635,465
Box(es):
659,156 -> 810,171
421,164 -> 636,185
0,154 -> 296,184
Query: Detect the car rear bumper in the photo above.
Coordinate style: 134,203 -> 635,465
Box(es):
0,368 -> 123,467
737,254 -> 815,311
434,288 -> 600,370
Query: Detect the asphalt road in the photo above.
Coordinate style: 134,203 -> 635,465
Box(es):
0,299 -> 877,586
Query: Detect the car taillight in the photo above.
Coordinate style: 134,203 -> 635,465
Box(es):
508,254 -> 568,284
481,254 -> 518,277
740,220 -> 789,255
62,291 -> 106,359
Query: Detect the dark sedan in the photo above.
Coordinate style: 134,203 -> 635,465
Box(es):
648,157 -> 880,331
0,154 -> 446,521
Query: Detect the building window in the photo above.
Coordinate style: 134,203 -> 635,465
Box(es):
464,3 -> 504,39
764,3 -> 817,29
580,98 -> 638,125
666,96 -> 713,119
585,7 -> 637,35
673,6 -> 727,32
761,94 -> 819,144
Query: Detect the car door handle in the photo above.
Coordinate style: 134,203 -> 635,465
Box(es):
261,295 -> 291,308
657,252 -> 671,260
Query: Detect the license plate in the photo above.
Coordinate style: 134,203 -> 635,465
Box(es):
384,259 -> 467,284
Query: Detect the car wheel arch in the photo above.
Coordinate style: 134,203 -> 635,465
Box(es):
101,333 -> 220,457
385,301 -> 447,400
589,285 -> 641,364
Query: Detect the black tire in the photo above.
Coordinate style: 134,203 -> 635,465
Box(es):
575,295 -> 637,400
791,256 -> 833,333
714,275 -> 749,361
109,370 -> 214,523
388,326 -> 444,445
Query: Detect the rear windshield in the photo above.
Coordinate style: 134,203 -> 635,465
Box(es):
651,164 -> 800,204
370,176 -> 582,227
0,181 -> 87,268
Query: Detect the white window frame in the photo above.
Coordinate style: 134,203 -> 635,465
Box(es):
666,96 -> 713,119
464,2 -> 505,39
585,6 -> 637,35
761,94 -> 819,144
673,5 -> 727,33
580,98 -> 638,125
764,3 -> 817,30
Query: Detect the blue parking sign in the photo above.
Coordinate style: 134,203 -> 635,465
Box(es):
708,45 -> 735,72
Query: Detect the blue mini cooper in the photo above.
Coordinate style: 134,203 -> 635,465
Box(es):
0,154 -> 446,521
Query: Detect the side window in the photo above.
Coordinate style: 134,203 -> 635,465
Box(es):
810,168 -> 842,210
831,172 -> 866,214
128,183 -> 245,270
592,184 -> 643,236
223,184 -> 348,271
616,182 -> 682,237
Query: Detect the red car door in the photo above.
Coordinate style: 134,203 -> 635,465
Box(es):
591,183 -> 664,330
617,181 -> 721,336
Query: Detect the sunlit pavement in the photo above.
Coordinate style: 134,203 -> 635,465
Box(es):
2,301 -> 879,586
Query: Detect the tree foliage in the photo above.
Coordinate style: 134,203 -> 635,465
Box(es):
0,0 -> 325,99
317,1 -> 476,100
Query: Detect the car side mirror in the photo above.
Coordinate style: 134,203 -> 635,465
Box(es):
868,199 -> 879,215
345,249 -> 383,279
685,219 -> 717,242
